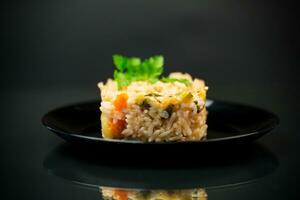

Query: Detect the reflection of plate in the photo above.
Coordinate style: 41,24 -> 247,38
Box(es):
100,187 -> 208,200
43,143 -> 278,190
42,99 -> 279,145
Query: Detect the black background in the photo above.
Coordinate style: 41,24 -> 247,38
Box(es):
1,0 -> 299,199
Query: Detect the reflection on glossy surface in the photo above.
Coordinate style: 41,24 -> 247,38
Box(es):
44,143 -> 278,191
100,187 -> 207,200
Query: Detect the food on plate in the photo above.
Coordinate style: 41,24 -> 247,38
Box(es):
101,187 -> 207,200
98,55 -> 208,142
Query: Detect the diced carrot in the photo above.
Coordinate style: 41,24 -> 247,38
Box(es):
113,189 -> 128,200
110,119 -> 126,138
109,93 -> 128,138
114,93 -> 128,111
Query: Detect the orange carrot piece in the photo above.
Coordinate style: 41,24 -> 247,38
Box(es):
114,93 -> 128,111
113,189 -> 128,200
110,119 -> 126,138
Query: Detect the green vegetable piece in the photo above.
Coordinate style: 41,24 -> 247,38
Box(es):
194,101 -> 202,113
161,77 -> 191,86
165,104 -> 174,117
140,99 -> 151,110
145,93 -> 162,97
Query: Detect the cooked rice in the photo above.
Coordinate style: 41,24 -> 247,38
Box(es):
98,72 -> 208,142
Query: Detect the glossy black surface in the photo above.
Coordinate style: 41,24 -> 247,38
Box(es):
1,0 -> 299,199
42,100 -> 279,145
44,143 -> 278,190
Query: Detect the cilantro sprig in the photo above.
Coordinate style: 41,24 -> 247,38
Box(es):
113,54 -> 190,89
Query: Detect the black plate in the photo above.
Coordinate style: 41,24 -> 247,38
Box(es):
42,99 -> 279,145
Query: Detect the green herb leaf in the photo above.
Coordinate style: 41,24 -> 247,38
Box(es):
113,71 -> 130,89
145,93 -> 162,97
112,54 -> 164,89
113,55 -> 127,72
165,104 -> 174,117
161,77 -> 191,86
139,99 -> 151,110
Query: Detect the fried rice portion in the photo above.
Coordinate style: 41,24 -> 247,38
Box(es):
98,72 -> 208,142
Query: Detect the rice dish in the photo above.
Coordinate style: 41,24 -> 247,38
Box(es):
98,55 -> 208,142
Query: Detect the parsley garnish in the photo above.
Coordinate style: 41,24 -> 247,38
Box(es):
113,54 -> 190,89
